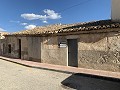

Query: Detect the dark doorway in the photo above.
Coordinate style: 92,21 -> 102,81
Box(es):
18,39 -> 21,59
68,39 -> 78,67
3,44 -> 5,54
8,44 -> 11,53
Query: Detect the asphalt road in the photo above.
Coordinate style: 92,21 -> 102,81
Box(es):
0,59 -> 120,90
0,59 -> 72,90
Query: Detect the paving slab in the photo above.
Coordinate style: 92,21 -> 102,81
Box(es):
0,56 -> 120,80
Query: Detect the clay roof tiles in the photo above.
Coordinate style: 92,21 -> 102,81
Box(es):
12,24 -> 71,35
7,19 -> 120,36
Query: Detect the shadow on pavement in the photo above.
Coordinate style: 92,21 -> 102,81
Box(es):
61,73 -> 120,90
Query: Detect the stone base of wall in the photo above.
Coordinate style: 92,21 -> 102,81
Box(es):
78,50 -> 120,72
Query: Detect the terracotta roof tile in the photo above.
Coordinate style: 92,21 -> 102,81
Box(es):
7,19 -> 120,36
0,32 -> 9,35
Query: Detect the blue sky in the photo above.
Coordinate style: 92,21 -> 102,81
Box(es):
0,0 -> 111,32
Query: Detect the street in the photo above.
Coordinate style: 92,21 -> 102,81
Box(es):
0,59 -> 120,90
0,59 -> 71,90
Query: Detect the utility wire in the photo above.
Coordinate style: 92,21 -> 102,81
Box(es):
58,0 -> 94,13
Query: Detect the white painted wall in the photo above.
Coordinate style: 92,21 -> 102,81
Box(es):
112,0 -> 120,21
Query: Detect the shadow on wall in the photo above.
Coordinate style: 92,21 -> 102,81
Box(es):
61,73 -> 120,90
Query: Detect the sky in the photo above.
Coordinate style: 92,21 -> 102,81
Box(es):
0,0 -> 111,32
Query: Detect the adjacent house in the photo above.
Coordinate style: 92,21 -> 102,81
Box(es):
0,0 -> 120,72
0,31 -> 9,55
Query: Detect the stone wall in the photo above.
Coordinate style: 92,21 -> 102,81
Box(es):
78,32 -> 120,72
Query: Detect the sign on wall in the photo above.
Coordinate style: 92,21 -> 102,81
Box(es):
58,41 -> 67,48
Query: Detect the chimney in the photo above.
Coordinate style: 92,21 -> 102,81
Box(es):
112,0 -> 120,21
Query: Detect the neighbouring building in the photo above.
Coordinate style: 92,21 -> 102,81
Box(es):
112,0 -> 120,21
0,0 -> 120,72
0,31 -> 9,55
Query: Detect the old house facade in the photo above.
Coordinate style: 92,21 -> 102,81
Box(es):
0,20 -> 120,72
0,0 -> 120,72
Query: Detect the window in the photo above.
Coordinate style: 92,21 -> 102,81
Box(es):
8,44 -> 11,53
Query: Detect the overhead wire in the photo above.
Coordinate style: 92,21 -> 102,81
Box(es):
58,0 -> 94,13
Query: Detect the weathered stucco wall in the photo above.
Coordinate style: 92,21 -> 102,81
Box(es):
112,0 -> 120,21
1,29 -> 120,72
41,36 -> 67,66
0,36 -> 41,62
78,32 -> 120,72
27,37 -> 41,62
1,36 -> 29,59
4,36 -> 19,58
20,37 -> 28,60
0,39 -> 6,55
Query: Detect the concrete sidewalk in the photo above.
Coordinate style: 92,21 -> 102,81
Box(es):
0,56 -> 120,79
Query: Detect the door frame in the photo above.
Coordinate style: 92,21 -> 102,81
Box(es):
67,39 -> 78,67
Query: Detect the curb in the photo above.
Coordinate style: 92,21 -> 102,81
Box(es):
0,57 -> 120,81
0,57 -> 73,74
